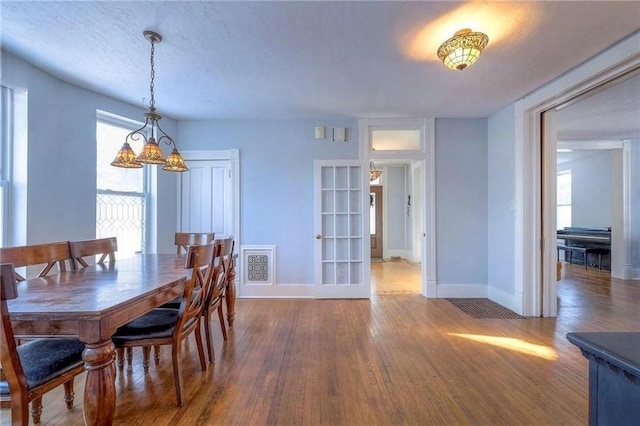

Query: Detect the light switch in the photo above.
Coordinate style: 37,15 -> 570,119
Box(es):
333,127 -> 346,142
315,126 -> 325,139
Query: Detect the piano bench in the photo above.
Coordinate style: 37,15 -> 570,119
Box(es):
557,245 -> 610,270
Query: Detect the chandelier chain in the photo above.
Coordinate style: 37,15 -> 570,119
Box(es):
149,39 -> 155,109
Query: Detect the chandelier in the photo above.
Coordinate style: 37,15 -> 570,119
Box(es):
437,29 -> 489,71
111,31 -> 188,172
369,162 -> 382,182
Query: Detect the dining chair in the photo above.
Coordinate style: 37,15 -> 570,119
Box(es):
0,263 -> 86,425
174,232 -> 215,255
0,241 -> 72,281
112,243 -> 215,407
201,239 -> 229,363
69,237 -> 117,269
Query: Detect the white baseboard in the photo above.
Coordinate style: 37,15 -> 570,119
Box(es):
488,286 -> 518,313
238,283 -> 314,298
622,266 -> 640,280
436,283 -> 487,298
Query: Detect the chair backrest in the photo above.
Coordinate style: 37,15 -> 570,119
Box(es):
175,233 -> 215,255
0,242 -> 72,281
69,237 -> 117,269
205,242 -> 225,307
0,264 -> 28,398
219,238 -> 235,277
175,244 -> 216,338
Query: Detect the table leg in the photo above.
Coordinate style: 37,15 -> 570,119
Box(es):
225,260 -> 236,327
82,340 -> 116,425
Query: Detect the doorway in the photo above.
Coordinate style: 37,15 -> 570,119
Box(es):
370,185 -> 383,259
360,117 -> 436,298
515,55 -> 640,316
368,161 -> 423,295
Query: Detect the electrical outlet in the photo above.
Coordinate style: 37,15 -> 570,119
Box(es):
337,268 -> 344,277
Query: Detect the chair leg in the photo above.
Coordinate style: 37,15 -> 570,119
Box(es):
153,345 -> 161,365
195,320 -> 207,372
11,392 -> 29,426
116,348 -> 125,371
203,309 -> 214,364
172,343 -> 184,407
30,396 -> 43,424
217,304 -> 228,341
126,347 -> 133,369
63,379 -> 75,409
142,346 -> 151,373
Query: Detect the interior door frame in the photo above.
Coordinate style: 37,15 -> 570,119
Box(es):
359,118 -> 436,297
515,37 -> 639,317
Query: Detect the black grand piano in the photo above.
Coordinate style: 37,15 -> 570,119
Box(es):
557,226 -> 611,270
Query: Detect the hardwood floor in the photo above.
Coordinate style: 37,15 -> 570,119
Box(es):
371,258 -> 421,294
2,263 -> 638,425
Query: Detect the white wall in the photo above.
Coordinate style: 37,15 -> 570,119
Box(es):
177,120 -> 358,285
630,140 -> 640,278
435,118 -> 488,294
487,104 -> 516,308
558,150 -> 612,228
386,165 -> 406,253
1,51 -> 178,253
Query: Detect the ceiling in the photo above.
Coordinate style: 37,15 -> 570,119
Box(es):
1,1 -> 639,120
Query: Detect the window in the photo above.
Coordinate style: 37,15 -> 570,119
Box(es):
0,86 -> 12,247
557,171 -> 572,230
96,114 -> 149,256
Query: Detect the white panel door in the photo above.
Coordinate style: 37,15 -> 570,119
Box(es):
314,160 -> 369,298
179,160 -> 232,237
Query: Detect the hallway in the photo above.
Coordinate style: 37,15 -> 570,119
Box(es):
371,258 -> 421,294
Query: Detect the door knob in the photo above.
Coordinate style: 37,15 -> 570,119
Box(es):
315,234 -> 324,239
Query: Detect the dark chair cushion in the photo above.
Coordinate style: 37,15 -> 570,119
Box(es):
112,308 -> 178,342
2,339 -> 86,390
159,296 -> 182,309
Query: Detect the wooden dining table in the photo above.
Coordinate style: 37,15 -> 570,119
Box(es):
6,253 -> 235,425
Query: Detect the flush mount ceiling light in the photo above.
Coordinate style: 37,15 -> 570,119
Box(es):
437,28 -> 489,71
369,162 -> 382,182
111,30 -> 188,172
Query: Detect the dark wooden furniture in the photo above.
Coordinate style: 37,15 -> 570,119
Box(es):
566,332 -> 640,425
557,227 -> 611,270
112,245 -> 214,407
69,237 -> 117,269
202,240 -> 228,363
0,241 -> 72,281
5,254 -> 187,425
0,263 -> 86,425
174,232 -> 215,255
222,241 -> 237,328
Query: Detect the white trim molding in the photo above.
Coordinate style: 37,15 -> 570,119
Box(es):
515,33 -> 640,316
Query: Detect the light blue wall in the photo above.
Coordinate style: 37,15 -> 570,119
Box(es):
1,51 -> 178,253
177,120 -> 358,284
435,118 -> 488,285
558,150 -> 612,228
487,105 -> 516,297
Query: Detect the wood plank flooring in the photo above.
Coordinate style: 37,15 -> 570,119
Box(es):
2,263 -> 638,425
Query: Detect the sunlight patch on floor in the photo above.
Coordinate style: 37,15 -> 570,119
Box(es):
449,333 -> 558,360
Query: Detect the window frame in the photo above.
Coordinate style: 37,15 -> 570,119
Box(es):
1,86 -> 14,248
556,170 -> 572,231
96,111 -> 151,254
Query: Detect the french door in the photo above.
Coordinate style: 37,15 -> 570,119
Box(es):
314,160 -> 369,298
